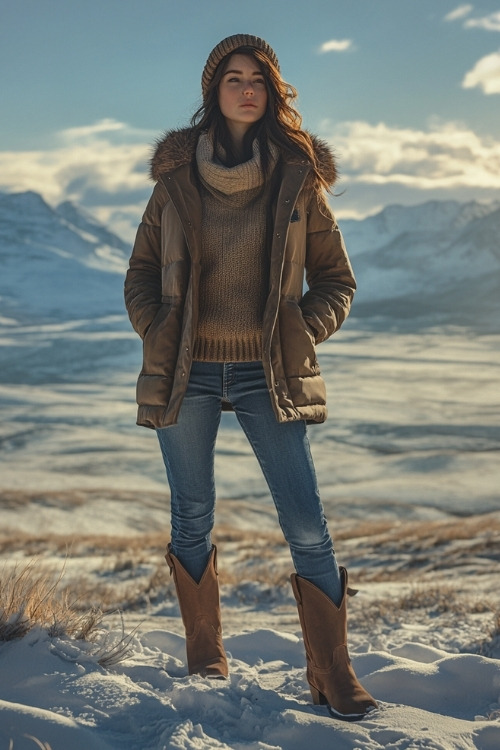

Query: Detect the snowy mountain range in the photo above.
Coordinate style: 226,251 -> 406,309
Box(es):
1,190 -> 499,330
340,199 -> 500,329
0,191 -> 129,324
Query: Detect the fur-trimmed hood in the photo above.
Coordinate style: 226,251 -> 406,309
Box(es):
149,127 -> 338,190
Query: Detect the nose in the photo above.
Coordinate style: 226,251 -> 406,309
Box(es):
242,80 -> 255,96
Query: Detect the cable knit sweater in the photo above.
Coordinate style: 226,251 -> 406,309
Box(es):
193,134 -> 277,362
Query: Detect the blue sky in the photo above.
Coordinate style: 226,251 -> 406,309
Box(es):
1,0 -> 499,239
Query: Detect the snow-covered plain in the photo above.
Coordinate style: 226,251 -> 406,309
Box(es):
1,194 -> 499,749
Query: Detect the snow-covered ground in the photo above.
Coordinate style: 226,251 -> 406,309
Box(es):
1,612 -> 499,750
1,325 -> 500,749
1,502 -> 500,750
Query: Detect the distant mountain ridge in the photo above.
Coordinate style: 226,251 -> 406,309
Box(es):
0,191 -> 498,330
56,199 -> 129,257
341,200 -> 500,254
339,199 -> 500,329
0,191 -> 129,323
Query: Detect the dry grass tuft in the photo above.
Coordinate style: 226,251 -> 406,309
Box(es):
398,585 -> 464,614
396,585 -> 495,615
0,560 -> 136,665
0,559 -> 103,641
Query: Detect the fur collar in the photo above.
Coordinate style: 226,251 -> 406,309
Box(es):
150,127 -> 338,189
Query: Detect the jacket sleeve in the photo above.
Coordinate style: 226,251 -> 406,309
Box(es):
124,182 -> 168,339
299,193 -> 356,344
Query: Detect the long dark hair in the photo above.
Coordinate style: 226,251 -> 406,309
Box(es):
191,46 -> 328,191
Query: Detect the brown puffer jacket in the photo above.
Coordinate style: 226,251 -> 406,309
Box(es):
124,128 -> 356,429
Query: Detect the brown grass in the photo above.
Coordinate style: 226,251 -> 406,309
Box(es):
0,530 -> 167,558
0,511 -> 498,614
334,513 -> 500,545
334,512 -> 500,581
0,559 -> 102,640
0,488 -> 164,510
396,585 -> 494,614
0,560 -> 136,665
2,512 -> 498,557
339,514 -> 500,553
347,582 -> 499,646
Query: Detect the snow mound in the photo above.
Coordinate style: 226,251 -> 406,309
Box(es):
1,626 -> 499,750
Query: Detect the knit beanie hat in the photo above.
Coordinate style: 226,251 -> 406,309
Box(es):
201,34 -> 280,99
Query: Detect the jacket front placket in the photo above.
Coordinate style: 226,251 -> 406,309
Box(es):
263,162 -> 310,419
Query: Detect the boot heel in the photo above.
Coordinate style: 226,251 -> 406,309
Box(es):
310,685 -> 328,705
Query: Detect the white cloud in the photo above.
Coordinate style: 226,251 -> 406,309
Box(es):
0,120 -> 153,202
2,117 -> 500,236
462,51 -> 500,94
464,11 -> 500,32
321,119 -> 500,190
0,119 -> 156,240
58,119 -> 127,140
444,5 -> 474,22
319,39 -> 353,53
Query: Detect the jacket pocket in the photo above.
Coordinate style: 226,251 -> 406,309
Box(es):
142,302 -> 180,375
280,299 -> 320,377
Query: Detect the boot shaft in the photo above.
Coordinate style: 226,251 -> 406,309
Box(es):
165,544 -> 228,678
291,569 -> 348,667
166,546 -> 222,635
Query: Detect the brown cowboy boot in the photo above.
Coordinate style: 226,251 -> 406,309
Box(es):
165,544 -> 228,678
291,568 -> 377,721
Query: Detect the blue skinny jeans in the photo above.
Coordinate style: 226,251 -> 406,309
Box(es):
156,360 -> 342,605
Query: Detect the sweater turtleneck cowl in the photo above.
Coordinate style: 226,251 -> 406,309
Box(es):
193,134 -> 278,362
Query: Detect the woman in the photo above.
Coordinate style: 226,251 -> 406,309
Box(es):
125,34 -> 377,721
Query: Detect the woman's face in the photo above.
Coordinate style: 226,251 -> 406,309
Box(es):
218,53 -> 268,136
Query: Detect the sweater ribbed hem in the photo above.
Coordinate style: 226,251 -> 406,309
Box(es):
193,334 -> 262,362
